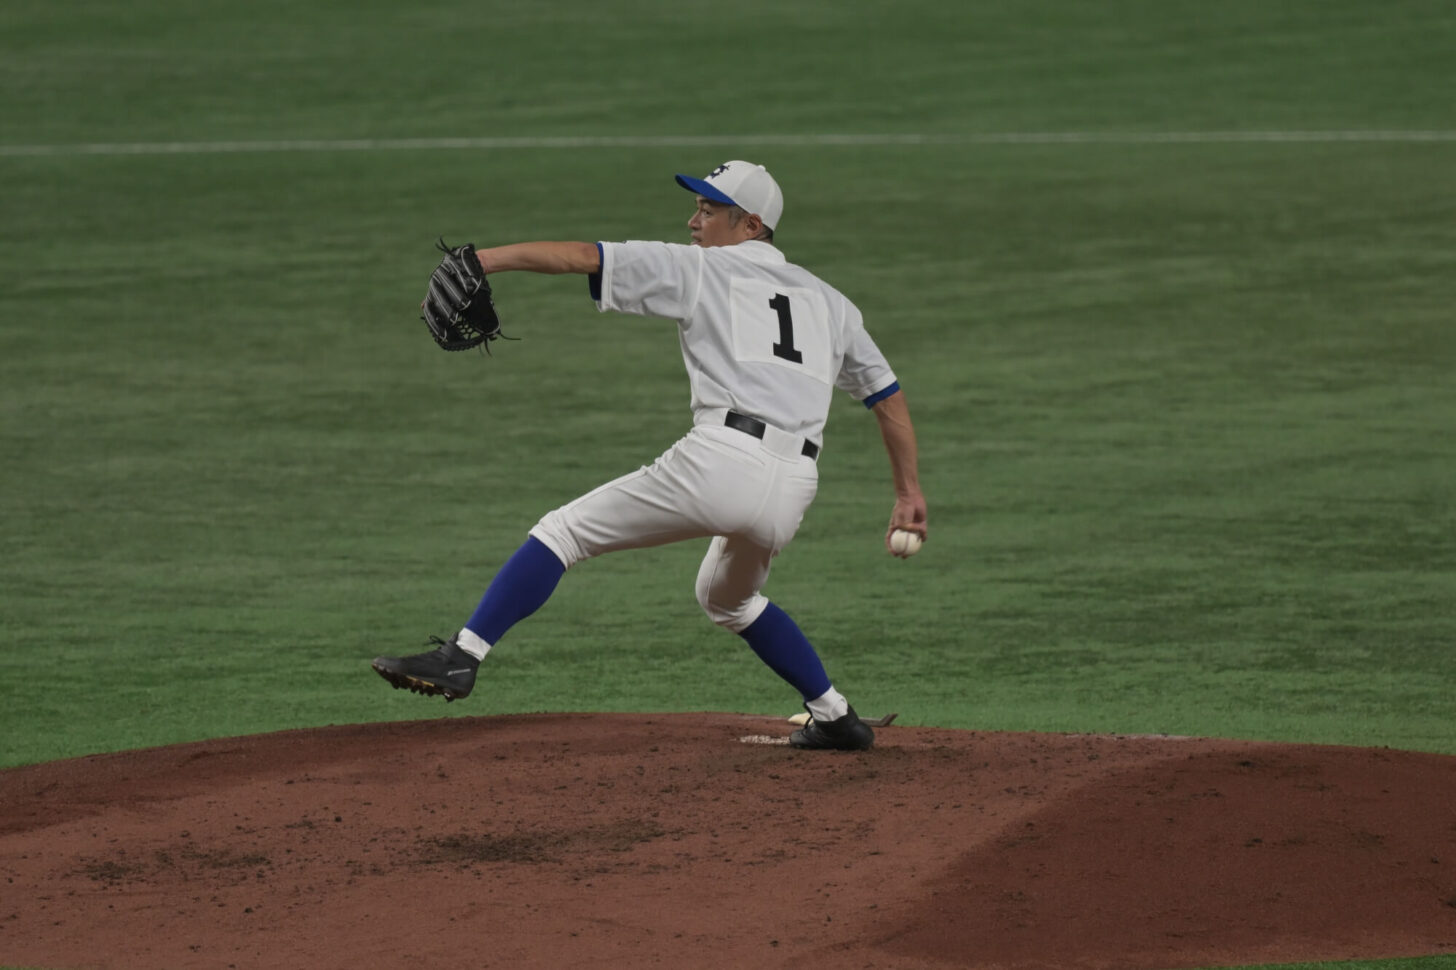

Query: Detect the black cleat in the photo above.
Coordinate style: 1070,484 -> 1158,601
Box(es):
789,705 -> 875,751
371,635 -> 479,702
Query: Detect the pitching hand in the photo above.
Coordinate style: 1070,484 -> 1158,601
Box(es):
885,491 -> 928,554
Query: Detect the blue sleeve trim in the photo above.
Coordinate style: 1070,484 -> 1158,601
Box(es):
587,242 -> 604,302
862,381 -> 901,409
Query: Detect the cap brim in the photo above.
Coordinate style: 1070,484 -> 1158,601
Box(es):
675,174 -> 736,207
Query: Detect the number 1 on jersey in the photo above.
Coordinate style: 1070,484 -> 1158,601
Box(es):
768,293 -> 803,364
729,279 -> 830,382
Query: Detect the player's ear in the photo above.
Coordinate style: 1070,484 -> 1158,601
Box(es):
743,212 -> 764,237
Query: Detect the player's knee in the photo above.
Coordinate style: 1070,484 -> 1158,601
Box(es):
693,571 -> 719,620
528,516 -> 586,569
695,580 -> 766,632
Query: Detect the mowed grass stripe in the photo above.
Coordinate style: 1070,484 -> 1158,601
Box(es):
3,130 -> 1456,157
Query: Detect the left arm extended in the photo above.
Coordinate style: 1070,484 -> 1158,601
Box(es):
476,241 -> 601,275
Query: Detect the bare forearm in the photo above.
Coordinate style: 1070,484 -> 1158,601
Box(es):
873,390 -> 921,499
476,241 -> 601,275
872,389 -> 928,544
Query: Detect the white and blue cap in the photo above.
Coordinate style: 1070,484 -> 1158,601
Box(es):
675,160 -> 784,231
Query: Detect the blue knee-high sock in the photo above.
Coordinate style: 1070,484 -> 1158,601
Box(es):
738,602 -> 832,701
465,536 -> 567,645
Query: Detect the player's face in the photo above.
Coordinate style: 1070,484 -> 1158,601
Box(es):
688,197 -> 745,248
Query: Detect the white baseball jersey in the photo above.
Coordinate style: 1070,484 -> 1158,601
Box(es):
531,237 -> 900,634
590,240 -> 899,443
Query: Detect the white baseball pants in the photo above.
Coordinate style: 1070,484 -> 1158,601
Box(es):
529,414 -> 819,632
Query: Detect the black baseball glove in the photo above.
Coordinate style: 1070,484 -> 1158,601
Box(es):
421,238 -> 502,352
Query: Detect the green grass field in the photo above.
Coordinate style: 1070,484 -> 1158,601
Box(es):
2,1 -> 1454,966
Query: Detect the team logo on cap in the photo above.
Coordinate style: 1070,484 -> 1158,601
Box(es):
709,164 -> 729,178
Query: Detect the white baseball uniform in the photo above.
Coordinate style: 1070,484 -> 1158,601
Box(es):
529,239 -> 898,632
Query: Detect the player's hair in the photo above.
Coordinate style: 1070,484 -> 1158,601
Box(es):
728,205 -> 774,243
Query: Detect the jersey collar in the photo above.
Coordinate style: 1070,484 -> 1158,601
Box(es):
731,240 -> 787,263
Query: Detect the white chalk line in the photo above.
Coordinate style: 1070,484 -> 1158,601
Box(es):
3,131 -> 1456,158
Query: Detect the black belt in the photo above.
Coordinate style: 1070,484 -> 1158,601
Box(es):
724,410 -> 820,460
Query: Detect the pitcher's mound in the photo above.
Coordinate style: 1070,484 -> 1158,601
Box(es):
3,713 -> 1455,969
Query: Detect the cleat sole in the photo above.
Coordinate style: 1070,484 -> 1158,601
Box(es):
371,660 -> 469,701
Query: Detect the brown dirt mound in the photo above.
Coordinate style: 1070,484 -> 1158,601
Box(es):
2,714 -> 1455,970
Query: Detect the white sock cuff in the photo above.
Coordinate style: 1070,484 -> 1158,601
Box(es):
805,687 -> 848,723
457,628 -> 492,661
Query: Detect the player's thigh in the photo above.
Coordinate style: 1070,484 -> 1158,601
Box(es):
764,462 -> 819,549
534,431 -> 775,563
534,464 -> 710,562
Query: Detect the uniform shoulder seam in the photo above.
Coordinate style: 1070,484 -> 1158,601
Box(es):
686,245 -> 706,319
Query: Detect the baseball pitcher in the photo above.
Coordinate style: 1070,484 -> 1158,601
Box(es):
374,160 -> 928,750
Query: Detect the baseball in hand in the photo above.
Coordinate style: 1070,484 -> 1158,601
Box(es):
889,529 -> 923,557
